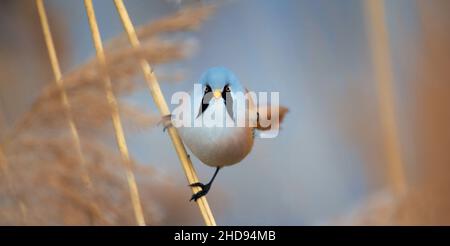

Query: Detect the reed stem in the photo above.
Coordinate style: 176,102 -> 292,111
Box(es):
364,0 -> 407,195
36,0 -> 93,191
112,0 -> 216,226
84,0 -> 146,226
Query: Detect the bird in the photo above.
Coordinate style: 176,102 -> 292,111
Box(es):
169,67 -> 287,202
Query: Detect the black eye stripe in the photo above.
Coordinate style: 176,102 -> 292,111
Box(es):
205,85 -> 211,93
197,86 -> 212,119
222,85 -> 234,119
222,84 -> 230,93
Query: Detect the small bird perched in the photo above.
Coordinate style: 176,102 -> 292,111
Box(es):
171,67 -> 287,201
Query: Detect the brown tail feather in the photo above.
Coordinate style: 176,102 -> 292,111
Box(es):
257,105 -> 289,131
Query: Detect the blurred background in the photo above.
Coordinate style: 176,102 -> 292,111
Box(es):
1,0 -> 449,225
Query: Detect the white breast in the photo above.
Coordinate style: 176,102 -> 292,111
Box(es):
179,122 -> 253,167
175,92 -> 254,167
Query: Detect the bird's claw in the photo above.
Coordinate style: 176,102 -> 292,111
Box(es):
189,182 -> 211,202
161,114 -> 173,132
190,190 -> 208,202
189,182 -> 205,189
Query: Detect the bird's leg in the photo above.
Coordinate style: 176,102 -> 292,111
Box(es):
161,114 -> 173,132
189,167 -> 221,202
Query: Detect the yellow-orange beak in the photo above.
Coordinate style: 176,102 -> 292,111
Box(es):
213,89 -> 222,99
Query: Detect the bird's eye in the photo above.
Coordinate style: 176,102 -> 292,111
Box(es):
205,85 -> 211,93
224,85 -> 231,92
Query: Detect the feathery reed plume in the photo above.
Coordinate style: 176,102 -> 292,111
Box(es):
3,5 -> 212,145
2,135 -> 204,225
0,111 -> 28,224
107,4 -> 213,50
113,0 -> 216,226
6,39 -> 188,143
364,0 -> 407,196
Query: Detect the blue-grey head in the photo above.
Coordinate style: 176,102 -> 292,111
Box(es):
199,67 -> 245,97
197,67 -> 244,118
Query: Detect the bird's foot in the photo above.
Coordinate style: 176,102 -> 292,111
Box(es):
189,182 -> 211,202
160,114 -> 173,132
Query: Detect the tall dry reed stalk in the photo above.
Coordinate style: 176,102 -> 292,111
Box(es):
364,0 -> 407,196
334,0 -> 409,226
83,0 -> 146,226
36,0 -> 93,194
